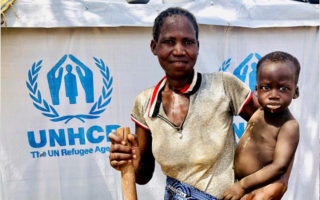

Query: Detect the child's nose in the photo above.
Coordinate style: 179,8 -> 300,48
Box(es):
269,89 -> 280,100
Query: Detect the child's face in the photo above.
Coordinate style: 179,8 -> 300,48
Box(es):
255,61 -> 299,114
151,15 -> 199,80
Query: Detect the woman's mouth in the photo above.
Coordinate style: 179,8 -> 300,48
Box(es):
169,61 -> 188,68
170,60 -> 188,64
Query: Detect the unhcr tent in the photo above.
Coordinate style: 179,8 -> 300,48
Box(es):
1,0 -> 319,199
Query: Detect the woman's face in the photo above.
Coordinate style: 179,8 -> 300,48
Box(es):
151,15 -> 199,80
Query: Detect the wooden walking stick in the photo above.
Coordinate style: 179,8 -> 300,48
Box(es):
116,127 -> 138,200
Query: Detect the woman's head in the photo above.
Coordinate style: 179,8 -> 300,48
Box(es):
150,8 -> 199,81
153,7 -> 199,42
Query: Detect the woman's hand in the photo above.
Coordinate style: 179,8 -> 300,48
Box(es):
108,132 -> 140,171
109,125 -> 155,184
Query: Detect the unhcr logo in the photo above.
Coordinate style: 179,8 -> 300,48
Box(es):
47,54 -> 95,105
219,52 -> 261,92
26,55 -> 119,155
26,54 -> 113,124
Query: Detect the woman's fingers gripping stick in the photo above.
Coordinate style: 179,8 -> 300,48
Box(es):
108,131 -> 122,145
117,127 -> 131,146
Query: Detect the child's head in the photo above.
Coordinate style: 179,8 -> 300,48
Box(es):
257,51 -> 300,84
255,51 -> 300,113
152,7 -> 199,42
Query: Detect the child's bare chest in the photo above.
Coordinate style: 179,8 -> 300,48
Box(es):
234,112 -> 280,177
247,120 -> 279,146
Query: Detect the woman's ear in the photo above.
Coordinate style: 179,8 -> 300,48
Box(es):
196,40 -> 200,55
293,87 -> 299,99
150,40 -> 157,55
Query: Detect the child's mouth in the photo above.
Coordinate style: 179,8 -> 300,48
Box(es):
266,104 -> 281,110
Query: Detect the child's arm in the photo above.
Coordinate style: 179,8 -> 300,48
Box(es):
240,163 -> 293,200
223,120 -> 299,200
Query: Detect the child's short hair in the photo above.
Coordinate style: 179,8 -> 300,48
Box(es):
257,51 -> 301,83
152,7 -> 199,42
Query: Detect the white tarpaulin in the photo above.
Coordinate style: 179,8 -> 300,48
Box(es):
3,0 -> 319,28
1,1 -> 319,200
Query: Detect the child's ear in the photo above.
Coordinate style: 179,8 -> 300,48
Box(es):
293,87 -> 299,99
254,86 -> 258,97
150,40 -> 157,55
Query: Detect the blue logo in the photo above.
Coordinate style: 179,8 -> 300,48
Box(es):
219,53 -> 261,92
26,54 -> 113,124
219,53 -> 261,139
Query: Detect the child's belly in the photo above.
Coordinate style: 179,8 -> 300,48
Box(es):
234,134 -> 274,179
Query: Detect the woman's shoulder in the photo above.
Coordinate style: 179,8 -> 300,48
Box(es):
209,71 -> 247,88
202,71 -> 235,79
202,71 -> 231,85
134,86 -> 156,103
139,86 -> 154,94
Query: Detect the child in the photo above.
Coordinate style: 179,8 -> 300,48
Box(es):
223,51 -> 300,200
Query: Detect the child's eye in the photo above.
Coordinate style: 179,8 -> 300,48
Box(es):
261,86 -> 270,90
279,86 -> 289,91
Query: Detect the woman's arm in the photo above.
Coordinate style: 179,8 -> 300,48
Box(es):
134,125 -> 155,184
239,96 -> 259,121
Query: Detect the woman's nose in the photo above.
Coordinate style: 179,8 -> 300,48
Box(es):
172,43 -> 186,55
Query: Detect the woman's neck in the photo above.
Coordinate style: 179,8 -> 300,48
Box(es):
165,70 -> 194,93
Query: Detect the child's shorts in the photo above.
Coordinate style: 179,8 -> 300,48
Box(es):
164,176 -> 220,200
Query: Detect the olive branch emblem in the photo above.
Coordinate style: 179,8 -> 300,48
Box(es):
26,57 -> 113,124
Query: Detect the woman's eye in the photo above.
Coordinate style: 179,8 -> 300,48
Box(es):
163,40 -> 174,44
183,40 -> 195,45
261,86 -> 270,90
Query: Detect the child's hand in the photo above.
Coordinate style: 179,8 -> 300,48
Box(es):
223,182 -> 246,200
